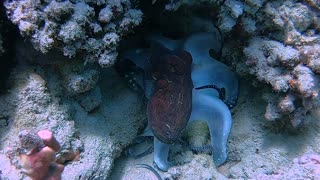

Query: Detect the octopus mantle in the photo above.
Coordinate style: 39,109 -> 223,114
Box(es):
148,48 -> 193,144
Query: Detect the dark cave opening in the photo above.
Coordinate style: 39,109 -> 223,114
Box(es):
0,3 -> 18,93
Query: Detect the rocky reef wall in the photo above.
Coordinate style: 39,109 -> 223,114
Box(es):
4,0 -> 142,67
166,0 -> 320,127
1,0 -> 320,179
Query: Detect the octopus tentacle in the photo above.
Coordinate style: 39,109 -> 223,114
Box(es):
189,144 -> 213,154
183,32 -> 222,65
119,48 -> 156,99
153,137 -> 172,171
184,32 -> 238,108
189,89 -> 232,166
195,84 -> 226,101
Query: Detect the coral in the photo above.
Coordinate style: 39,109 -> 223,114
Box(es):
300,45 -> 320,74
217,0 -> 244,32
78,87 -> 102,112
162,1 -> 320,129
210,0 -> 320,127
0,39 -> 145,178
305,0 -> 320,10
18,130 -> 64,180
243,37 -> 299,92
240,31 -> 320,127
37,130 -> 61,152
63,69 -> 100,95
4,0 -> 143,67
60,61 -> 100,95
0,64 -> 81,179
18,130 -> 45,155
2,0 -> 320,178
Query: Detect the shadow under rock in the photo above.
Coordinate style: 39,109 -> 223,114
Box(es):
261,118 -> 320,159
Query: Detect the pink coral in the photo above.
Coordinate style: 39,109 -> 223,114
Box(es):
19,130 -> 64,180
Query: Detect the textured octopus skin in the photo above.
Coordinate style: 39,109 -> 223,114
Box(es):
120,32 -> 238,171
147,45 -> 193,144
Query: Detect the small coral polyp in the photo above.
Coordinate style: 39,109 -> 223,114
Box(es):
120,30 -> 238,171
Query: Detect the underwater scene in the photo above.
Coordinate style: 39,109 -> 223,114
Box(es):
0,0 -> 320,179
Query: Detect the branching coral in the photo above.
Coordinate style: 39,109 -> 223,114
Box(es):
4,0 -> 143,67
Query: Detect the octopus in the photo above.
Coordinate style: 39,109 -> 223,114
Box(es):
118,31 -> 238,171
147,45 -> 193,144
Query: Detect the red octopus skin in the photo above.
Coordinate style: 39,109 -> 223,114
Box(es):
147,50 -> 193,144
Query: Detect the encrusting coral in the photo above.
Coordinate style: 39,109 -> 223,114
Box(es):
235,1 -> 320,127
18,130 -> 64,180
164,0 -> 320,127
4,0 -> 143,67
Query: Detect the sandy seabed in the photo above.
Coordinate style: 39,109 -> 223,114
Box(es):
110,79 -> 320,180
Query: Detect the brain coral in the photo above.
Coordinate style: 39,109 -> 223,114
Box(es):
4,0 -> 143,67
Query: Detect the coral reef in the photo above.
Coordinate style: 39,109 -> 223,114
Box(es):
59,62 -> 100,95
243,38 -> 319,126
0,50 -> 145,179
2,0 -> 320,179
162,0 -> 320,127
0,65 -> 80,179
4,0 -> 143,67
224,0 -> 320,127
0,28 -> 147,179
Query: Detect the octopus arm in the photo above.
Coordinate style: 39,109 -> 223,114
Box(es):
192,62 -> 239,108
121,48 -> 152,70
139,126 -> 172,171
153,137 -> 171,171
183,32 -> 222,65
185,32 -> 239,108
189,89 -> 232,166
